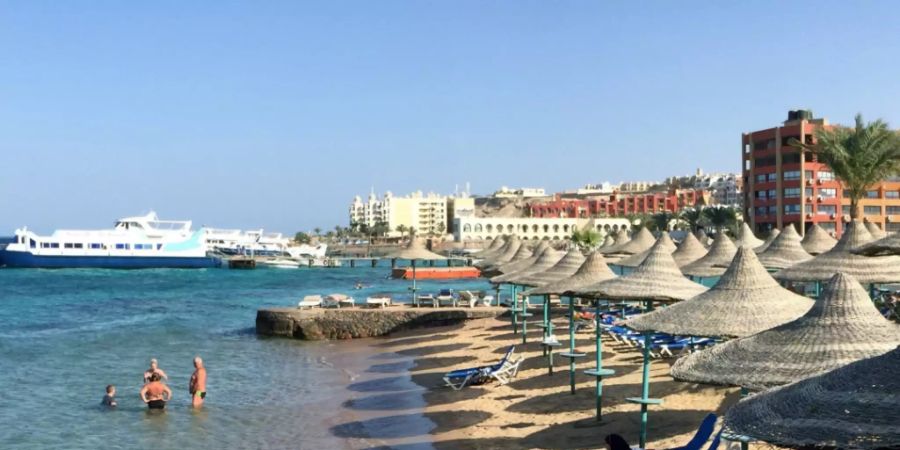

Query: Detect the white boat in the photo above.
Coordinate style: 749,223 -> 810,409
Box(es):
205,228 -> 327,259
0,212 -> 219,269
259,258 -> 302,269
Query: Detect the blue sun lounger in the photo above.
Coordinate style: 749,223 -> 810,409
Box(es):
443,346 -> 521,390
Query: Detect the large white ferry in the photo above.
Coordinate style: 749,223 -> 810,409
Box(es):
0,212 -> 220,269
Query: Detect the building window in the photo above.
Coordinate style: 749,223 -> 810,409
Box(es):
767,173 -> 777,182
90,243 -> 102,249
866,190 -> 880,199
864,206 -> 882,215
755,207 -> 767,216
755,157 -> 776,167
755,190 -> 766,199
64,243 -> 75,249
805,188 -> 813,197
804,204 -> 813,214
767,189 -> 777,199
755,174 -> 766,183
784,204 -> 801,215
819,222 -> 836,232
818,205 -> 836,216
783,152 -> 801,164
768,206 -> 778,215
463,224 -> 472,232
485,224 -> 493,232
886,191 -> 900,199
842,205 -> 851,215
887,206 -> 900,215
783,170 -> 800,181
819,188 -> 837,198
817,171 -> 834,181
784,188 -> 801,198
804,170 -> 813,179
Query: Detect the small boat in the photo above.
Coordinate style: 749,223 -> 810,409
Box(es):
260,258 -> 301,269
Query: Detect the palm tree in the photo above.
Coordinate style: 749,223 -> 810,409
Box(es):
571,227 -> 602,250
650,211 -> 676,232
313,227 -> 322,236
396,224 -> 408,237
702,206 -> 738,234
792,114 -> 900,219
679,207 -> 704,232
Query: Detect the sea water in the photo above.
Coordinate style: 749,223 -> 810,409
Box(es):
0,265 -> 492,449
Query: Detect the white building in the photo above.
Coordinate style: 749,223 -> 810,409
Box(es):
453,216 -> 631,242
349,190 -> 474,235
492,186 -> 547,198
564,182 -> 616,196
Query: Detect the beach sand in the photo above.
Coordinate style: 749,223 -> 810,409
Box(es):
366,314 -> 741,450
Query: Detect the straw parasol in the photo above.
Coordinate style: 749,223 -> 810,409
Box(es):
774,220 -> 900,284
753,228 -> 779,253
480,244 -> 533,277
514,248 -> 585,288
474,236 -> 504,257
524,251 -> 616,296
672,232 -> 708,267
600,228 -> 631,254
735,222 -> 765,248
615,233 -> 677,268
574,238 -> 707,302
491,247 -> 562,284
486,236 -> 523,266
695,229 -> 711,247
800,223 -> 837,255
724,346 -> 900,450
852,232 -> 900,256
474,236 -> 515,268
606,227 -> 656,256
680,232 -> 737,278
754,224 -> 812,270
388,236 -> 447,298
671,272 -> 900,390
865,220 -> 887,239
599,234 -> 616,249
626,247 -> 813,338
491,241 -> 548,275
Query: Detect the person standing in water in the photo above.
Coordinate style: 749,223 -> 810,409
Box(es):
189,356 -> 207,408
143,358 -> 168,384
140,373 -> 172,410
101,385 -> 117,408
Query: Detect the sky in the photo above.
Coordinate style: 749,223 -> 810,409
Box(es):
1,1 -> 899,234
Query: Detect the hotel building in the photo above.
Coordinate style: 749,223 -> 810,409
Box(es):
742,110 -> 900,237
530,189 -> 709,219
349,191 -> 475,236
453,217 -> 631,242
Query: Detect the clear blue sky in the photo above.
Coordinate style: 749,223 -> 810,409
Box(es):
2,1 -> 898,234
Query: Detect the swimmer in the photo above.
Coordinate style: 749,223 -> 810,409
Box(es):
143,358 -> 169,384
189,356 -> 207,408
101,385 -> 117,408
140,373 -> 172,410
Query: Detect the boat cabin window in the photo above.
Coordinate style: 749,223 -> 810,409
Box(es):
50,243 -> 59,248
30,239 -> 36,248
90,243 -> 102,249
115,243 -> 130,250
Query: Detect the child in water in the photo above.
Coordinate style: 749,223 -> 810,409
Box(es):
101,385 -> 117,408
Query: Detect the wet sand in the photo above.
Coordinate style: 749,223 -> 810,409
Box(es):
346,314 -> 742,450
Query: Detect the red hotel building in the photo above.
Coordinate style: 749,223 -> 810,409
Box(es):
530,189 -> 708,218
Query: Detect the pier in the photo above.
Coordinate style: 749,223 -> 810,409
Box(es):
256,306 -> 505,340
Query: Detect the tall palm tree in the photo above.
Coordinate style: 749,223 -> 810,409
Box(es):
396,224 -> 408,236
792,114 -> 900,219
650,211 -> 676,232
313,227 -> 322,236
571,227 -> 602,250
702,206 -> 738,234
679,207 -> 704,232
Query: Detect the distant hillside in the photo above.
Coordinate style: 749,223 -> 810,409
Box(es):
474,197 -> 547,218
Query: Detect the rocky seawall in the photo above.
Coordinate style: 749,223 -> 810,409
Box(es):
256,307 -> 506,340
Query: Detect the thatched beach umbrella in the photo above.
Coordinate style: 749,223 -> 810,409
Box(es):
672,232 -> 708,267
774,220 -> 900,285
754,224 -> 812,270
599,234 -> 616,249
515,248 -> 585,288
865,220 -> 887,239
615,233 -> 677,269
753,228 -> 779,253
388,236 -> 446,301
501,249 -> 564,286
492,241 -> 548,277
607,227 -> 655,256
482,243 -> 533,277
473,236 -> 504,257
626,247 -> 813,338
681,232 -> 737,280
475,236 -> 517,268
475,236 -> 509,262
724,346 -> 900,450
486,236 -> 523,266
600,228 -> 631,254
735,222 -> 764,248
852,231 -> 900,256
671,272 -> 900,391
577,240 -> 707,448
695,228 -> 711,247
800,223 -> 837,255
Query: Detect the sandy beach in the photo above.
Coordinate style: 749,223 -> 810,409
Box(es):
360,313 -> 741,450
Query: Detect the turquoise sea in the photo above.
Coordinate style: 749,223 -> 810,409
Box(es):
0,265 -> 492,449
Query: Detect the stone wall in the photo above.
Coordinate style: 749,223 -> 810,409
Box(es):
256,307 -> 505,340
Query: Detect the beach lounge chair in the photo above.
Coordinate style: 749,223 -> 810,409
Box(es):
670,413 -> 717,450
298,295 -> 322,309
323,294 -> 355,308
442,346 -> 521,390
436,289 -> 456,307
415,294 -> 436,308
458,290 -> 478,308
365,296 -> 392,308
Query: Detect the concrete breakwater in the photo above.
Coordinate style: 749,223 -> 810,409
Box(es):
256,307 -> 506,340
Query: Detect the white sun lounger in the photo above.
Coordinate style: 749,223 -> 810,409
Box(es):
366,296 -> 392,308
443,346 -> 522,390
298,295 -> 323,309
323,294 -> 355,308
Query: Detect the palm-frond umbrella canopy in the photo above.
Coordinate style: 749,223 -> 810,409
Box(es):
477,236 -> 510,260
753,228 -> 780,253
390,236 -> 446,261
626,247 -> 813,338
672,232 -> 708,267
606,227 -> 655,256
852,232 -> 900,256
724,346 -> 900,450
671,272 -> 900,390
600,229 -> 631,254
865,220 -> 887,239
774,221 -> 900,284
680,232 -> 737,278
524,251 -> 616,296
491,241 -> 547,275
754,224 -> 812,270
514,248 -> 585,288
491,248 -> 562,284
474,237 -> 504,257
480,244 -> 533,277
800,223 -> 837,255
694,229 -> 711,247
735,222 -> 765,248
616,233 -> 677,268
474,236 -> 516,268
574,239 -> 707,302
486,236 -> 523,266
599,235 -> 616,248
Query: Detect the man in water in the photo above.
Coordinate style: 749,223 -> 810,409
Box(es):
101,385 -> 117,408
143,358 -> 168,384
189,356 -> 207,408
140,373 -> 172,410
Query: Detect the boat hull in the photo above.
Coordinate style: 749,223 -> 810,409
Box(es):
0,250 -> 220,269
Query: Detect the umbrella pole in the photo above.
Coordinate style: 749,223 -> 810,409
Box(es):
542,295 -> 549,356
411,260 -> 418,304
521,293 -> 529,344
739,387 -> 749,450
627,299 -> 662,449
511,285 -> 518,334
568,296 -> 576,394
582,298 -> 615,421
